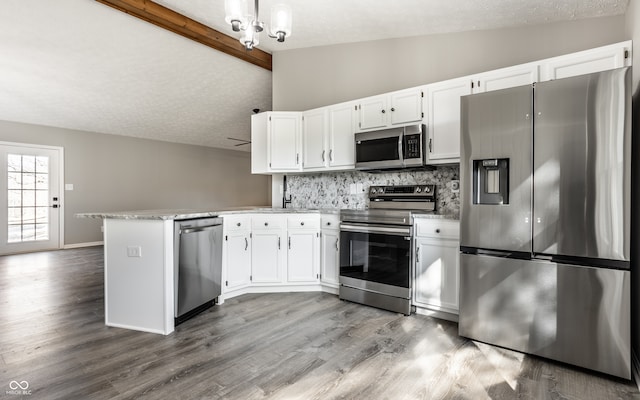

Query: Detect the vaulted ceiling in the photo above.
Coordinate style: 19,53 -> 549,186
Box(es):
0,0 -> 629,151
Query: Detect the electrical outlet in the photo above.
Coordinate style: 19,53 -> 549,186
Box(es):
356,183 -> 364,193
349,183 -> 357,195
451,180 -> 460,193
127,246 -> 142,258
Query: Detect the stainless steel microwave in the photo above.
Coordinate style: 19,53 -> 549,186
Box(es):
354,124 -> 426,170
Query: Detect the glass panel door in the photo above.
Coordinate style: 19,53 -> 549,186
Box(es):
339,230 -> 411,288
0,144 -> 61,254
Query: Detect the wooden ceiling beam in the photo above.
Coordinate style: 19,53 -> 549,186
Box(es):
95,0 -> 272,71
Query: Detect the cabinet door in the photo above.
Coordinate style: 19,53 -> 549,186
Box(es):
472,63 -> 539,94
541,41 -> 631,81
269,113 -> 301,171
287,231 -> 318,283
414,237 -> 460,312
390,88 -> 423,125
357,95 -> 388,131
302,108 -> 328,170
251,231 -> 283,283
425,77 -> 471,162
224,231 -> 251,291
320,230 -> 339,286
328,103 -> 356,169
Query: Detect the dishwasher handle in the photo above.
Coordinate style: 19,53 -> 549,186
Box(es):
179,223 -> 222,235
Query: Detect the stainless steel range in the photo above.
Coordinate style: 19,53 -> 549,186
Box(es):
339,184 -> 436,315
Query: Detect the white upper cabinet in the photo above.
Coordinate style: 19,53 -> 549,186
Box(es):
424,77 -> 471,164
302,108 -> 328,170
540,40 -> 631,81
303,104 -> 356,171
389,88 -> 423,125
356,87 -> 423,132
269,112 -> 302,172
327,102 -> 357,169
357,94 -> 388,131
471,63 -> 539,94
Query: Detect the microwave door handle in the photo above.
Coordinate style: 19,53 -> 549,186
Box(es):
398,134 -> 403,165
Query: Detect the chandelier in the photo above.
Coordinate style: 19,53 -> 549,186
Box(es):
224,0 -> 292,51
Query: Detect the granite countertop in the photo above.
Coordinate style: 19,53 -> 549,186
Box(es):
76,207 -> 342,221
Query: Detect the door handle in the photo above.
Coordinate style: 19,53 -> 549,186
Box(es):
335,238 -> 339,251
329,149 -> 333,161
245,237 -> 248,251
322,150 -> 325,162
416,247 -> 420,263
288,237 -> 291,249
278,236 -> 281,250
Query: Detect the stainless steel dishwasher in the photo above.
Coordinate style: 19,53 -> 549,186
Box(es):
174,217 -> 223,325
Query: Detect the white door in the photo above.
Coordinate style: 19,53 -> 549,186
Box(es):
269,113 -> 301,171
302,108 -> 328,170
389,88 -> 423,125
320,230 -> 339,286
251,231 -> 282,283
223,231 -> 251,291
328,102 -> 356,168
358,95 -> 388,131
0,143 -> 62,255
414,238 -> 460,312
287,232 -> 317,283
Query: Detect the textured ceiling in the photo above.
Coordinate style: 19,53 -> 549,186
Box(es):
0,0 -> 629,151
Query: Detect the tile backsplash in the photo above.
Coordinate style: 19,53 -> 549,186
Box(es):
285,165 -> 460,216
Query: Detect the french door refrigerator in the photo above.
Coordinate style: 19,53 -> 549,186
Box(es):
459,67 -> 631,379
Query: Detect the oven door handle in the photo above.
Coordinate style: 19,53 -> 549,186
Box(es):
340,223 -> 411,236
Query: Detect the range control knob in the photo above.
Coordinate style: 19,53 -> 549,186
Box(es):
415,187 -> 422,193
424,186 -> 431,193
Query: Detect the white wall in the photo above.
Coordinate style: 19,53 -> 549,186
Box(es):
0,120 -> 271,245
273,15 -> 627,111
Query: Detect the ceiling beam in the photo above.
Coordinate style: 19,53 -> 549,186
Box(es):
95,0 -> 272,71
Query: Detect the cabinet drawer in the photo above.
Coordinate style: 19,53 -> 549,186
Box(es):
252,215 -> 285,230
223,215 -> 252,232
415,219 -> 459,239
321,214 -> 340,230
287,214 -> 320,230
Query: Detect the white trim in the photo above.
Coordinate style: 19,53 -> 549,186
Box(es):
0,140 -> 65,251
105,322 -> 170,336
64,241 -> 104,249
414,306 -> 459,323
632,350 -> 640,390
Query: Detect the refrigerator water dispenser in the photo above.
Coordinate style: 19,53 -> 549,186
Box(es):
473,158 -> 509,204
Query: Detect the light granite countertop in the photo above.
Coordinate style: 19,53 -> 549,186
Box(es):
76,207 -> 342,221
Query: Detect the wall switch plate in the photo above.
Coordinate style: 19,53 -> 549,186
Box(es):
349,183 -> 357,195
127,246 -> 142,258
451,180 -> 460,193
65,183 -> 74,191
356,183 -> 364,193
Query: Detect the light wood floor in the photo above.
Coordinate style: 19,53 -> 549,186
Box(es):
0,246 -> 638,399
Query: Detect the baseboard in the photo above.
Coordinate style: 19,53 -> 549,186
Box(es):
64,241 -> 104,249
633,350 -> 640,389
414,306 -> 459,323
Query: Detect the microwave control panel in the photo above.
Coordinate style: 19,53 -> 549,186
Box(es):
403,134 -> 422,159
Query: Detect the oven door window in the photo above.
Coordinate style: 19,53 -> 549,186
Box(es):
339,230 -> 410,288
356,137 -> 400,164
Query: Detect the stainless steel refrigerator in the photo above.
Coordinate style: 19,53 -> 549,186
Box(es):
459,67 -> 631,379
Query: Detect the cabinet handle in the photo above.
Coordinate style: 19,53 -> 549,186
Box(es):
381,109 -> 386,114
296,153 -> 299,164
416,247 -> 420,263
435,229 -> 441,234
301,221 -> 305,226
391,107 -> 395,112
278,236 -> 281,249
288,237 -> 291,249
428,138 -> 432,152
264,222 -> 268,226
322,150 -> 325,162
245,237 -> 248,250
329,149 -> 333,161
326,222 -> 331,226
335,238 -> 339,251
237,222 -> 241,227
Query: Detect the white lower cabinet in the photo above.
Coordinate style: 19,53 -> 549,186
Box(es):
320,214 -> 340,288
222,216 -> 252,293
287,214 -> 320,283
413,219 -> 460,317
250,215 -> 286,284
222,213 -> 328,300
